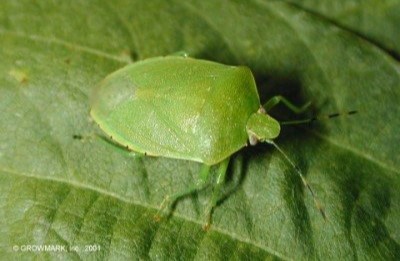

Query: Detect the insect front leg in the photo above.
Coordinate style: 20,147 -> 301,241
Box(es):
263,95 -> 311,114
155,164 -> 211,221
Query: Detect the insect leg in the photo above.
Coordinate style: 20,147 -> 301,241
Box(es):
204,157 -> 230,230
263,95 -> 311,113
155,164 -> 211,220
168,51 -> 189,57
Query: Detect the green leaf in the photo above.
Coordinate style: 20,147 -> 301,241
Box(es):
1,0 -> 399,260
280,0 -> 400,58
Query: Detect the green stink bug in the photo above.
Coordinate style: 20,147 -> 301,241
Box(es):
90,55 -> 324,228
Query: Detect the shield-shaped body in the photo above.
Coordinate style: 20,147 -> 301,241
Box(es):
90,56 -> 260,165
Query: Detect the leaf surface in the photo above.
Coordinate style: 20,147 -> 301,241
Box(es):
1,1 -> 399,260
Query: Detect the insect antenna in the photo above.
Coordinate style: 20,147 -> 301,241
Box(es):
280,110 -> 357,125
266,140 -> 326,220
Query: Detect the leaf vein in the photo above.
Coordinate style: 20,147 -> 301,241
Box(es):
0,29 -> 129,63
